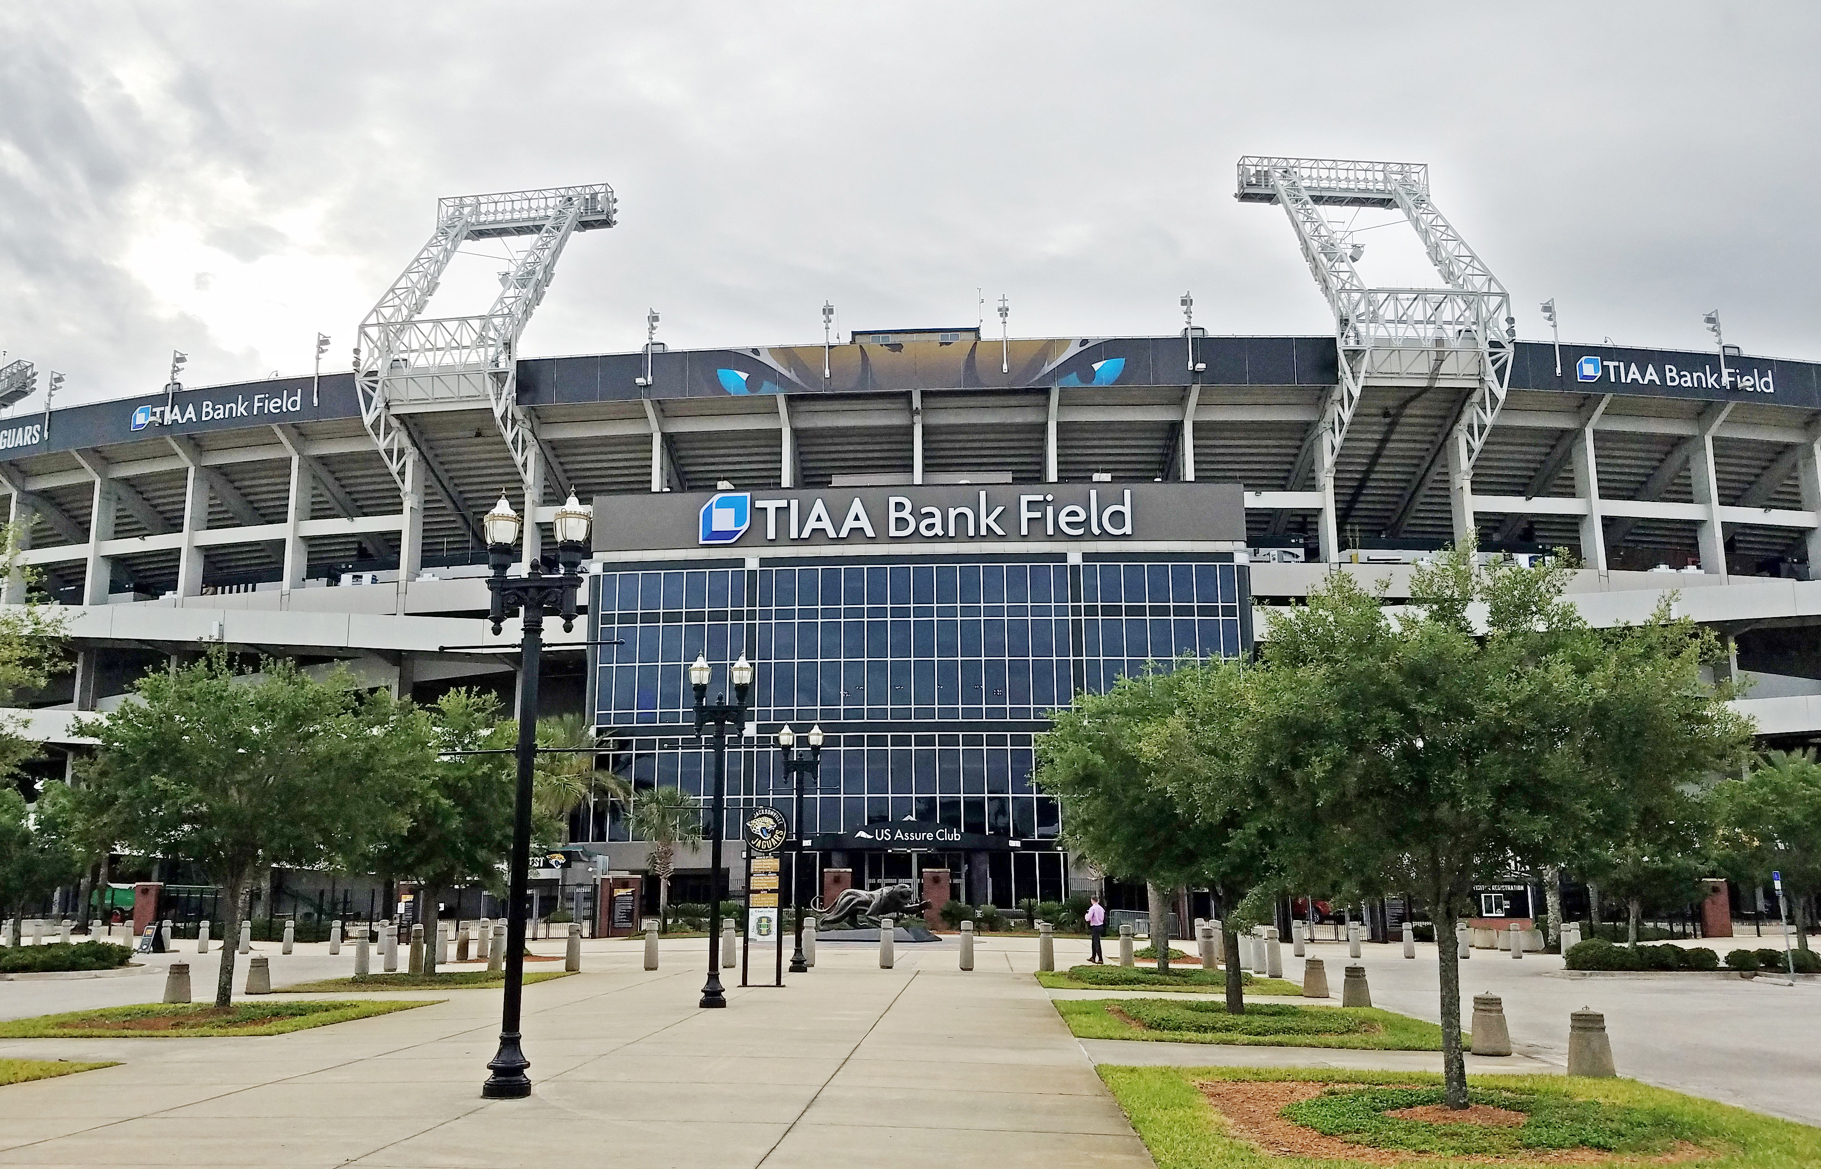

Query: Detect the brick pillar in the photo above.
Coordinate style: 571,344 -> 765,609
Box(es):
132,882 -> 163,939
821,868 -> 853,912
1700,878 -> 1733,938
920,868 -> 951,929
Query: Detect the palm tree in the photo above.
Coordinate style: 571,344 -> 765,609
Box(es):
626,785 -> 703,932
532,714 -> 628,840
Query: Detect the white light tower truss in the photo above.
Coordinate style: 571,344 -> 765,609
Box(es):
1237,157 -> 1515,551
355,185 -> 617,496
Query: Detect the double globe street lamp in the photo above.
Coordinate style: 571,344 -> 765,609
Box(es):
689,650 -> 752,1008
479,490 -> 593,1100
774,724 -> 823,974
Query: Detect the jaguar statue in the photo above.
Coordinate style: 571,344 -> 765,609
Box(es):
816,882 -> 929,930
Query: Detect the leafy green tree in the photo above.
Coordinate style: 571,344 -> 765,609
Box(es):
533,712 -> 627,842
1717,750 -> 1821,952
1249,550 -> 1750,1109
358,689 -> 513,973
75,650 -> 424,1006
626,784 -> 702,931
0,784 -> 82,944
1577,788 -> 1711,944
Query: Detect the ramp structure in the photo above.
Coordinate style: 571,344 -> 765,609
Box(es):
1238,157 -> 1513,555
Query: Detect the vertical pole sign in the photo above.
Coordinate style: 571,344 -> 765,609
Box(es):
742,807 -> 788,987
1773,872 -> 1796,978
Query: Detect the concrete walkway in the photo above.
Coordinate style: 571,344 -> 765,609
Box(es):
0,936 -> 1151,1169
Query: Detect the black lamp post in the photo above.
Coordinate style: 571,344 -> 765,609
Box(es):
690,651 -> 752,1008
775,723 -> 823,974
479,490 -> 593,1100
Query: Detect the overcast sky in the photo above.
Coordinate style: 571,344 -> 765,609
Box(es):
3,3 -> 1817,408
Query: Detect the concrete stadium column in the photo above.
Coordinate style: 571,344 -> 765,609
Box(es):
1314,434 -> 1341,564
911,389 -> 924,485
1571,423 -> 1608,572
395,453 -> 425,615
1045,385 -> 1059,483
79,465 -> 117,607
174,464 -> 209,602
1179,385 -> 1200,482
520,448 -> 544,572
777,394 -> 794,488
72,649 -> 99,711
1795,436 -> 1821,572
1689,429 -> 1728,579
1446,427 -> 1476,550
3,493 -> 33,604
281,453 -> 313,593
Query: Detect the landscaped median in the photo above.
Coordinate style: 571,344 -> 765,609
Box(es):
0,1000 -> 437,1038
1038,964 -> 1303,996
278,970 -> 574,993
0,941 -> 135,975
1099,1065 -> 1821,1167
1056,999 -> 1450,1050
0,1059 -> 117,1086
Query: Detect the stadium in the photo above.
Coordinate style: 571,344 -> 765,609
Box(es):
5,156 -> 1820,924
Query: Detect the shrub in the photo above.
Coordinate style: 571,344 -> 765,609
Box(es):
976,905 -> 1002,931
1637,944 -> 1682,971
1564,939 -> 1638,971
1409,923 -> 1435,943
0,941 -> 134,973
1683,946 -> 1719,970
546,909 -> 573,924
1035,901 -> 1067,930
938,901 -> 976,929
1755,947 -> 1787,971
1017,898 -> 1039,928
1792,948 -> 1821,975
1725,949 -> 1760,971
1062,893 -> 1093,931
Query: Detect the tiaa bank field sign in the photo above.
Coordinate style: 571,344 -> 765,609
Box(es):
594,481 -> 1245,553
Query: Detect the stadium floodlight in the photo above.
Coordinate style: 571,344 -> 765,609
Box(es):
1703,310 -> 1730,382
997,295 -> 1010,375
0,359 -> 37,409
637,309 -> 659,387
314,333 -> 330,406
166,350 -> 187,410
822,301 -> 835,380
1181,291 -> 1206,374
1540,299 -> 1560,377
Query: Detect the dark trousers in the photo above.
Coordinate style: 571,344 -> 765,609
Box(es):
1089,924 -> 1105,962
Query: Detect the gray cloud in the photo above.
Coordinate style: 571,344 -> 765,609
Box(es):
2,3 -> 1818,408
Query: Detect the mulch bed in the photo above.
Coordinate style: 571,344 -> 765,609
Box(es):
1196,1080 -> 1707,1165
61,1010 -> 288,1033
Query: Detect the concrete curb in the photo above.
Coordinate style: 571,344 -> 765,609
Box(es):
1,963 -> 152,981
1554,969 -> 1818,981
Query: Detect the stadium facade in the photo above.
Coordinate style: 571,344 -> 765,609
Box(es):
7,159 -> 1821,916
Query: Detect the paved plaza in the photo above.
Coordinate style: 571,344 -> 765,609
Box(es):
0,930 -> 1816,1166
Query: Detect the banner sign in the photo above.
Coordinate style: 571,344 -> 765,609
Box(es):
741,807 -> 788,987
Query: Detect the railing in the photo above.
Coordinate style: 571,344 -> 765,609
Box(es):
438,184 -> 615,235
1237,156 -> 1428,204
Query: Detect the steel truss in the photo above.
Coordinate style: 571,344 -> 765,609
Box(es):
1237,157 -> 1514,510
355,185 -> 616,496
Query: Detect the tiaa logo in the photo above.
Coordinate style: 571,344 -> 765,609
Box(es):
130,404 -> 154,431
1576,356 -> 1602,383
699,492 -> 750,545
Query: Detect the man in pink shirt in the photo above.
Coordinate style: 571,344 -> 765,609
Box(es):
1085,894 -> 1107,963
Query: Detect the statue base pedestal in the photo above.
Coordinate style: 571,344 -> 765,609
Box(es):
816,926 -> 941,943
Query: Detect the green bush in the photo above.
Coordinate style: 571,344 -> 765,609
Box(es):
1134,944 -> 1190,961
1683,946 -> 1719,970
0,941 -> 134,973
1564,939 -> 1638,971
938,901 -> 976,929
1725,948 -> 1760,971
1792,948 -> 1821,974
1755,947 -> 1786,970
1035,900 -> 1067,930
1017,898 -> 1039,928
1062,893 -> 1093,931
1637,943 -> 1681,971
1409,923 -> 1435,943
545,909 -> 573,923
976,905 -> 1002,931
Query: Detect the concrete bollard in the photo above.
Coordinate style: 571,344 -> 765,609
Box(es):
59,919 -> 72,944
804,917 -> 817,967
1266,928 -> 1283,979
721,918 -> 737,970
355,933 -> 370,976
1341,964 -> 1372,1008
89,919 -> 102,940
488,925 -> 505,972
1209,919 -> 1223,963
1457,921 -> 1471,960
1347,922 -> 1362,959
159,920 -> 172,950
1118,923 -> 1135,967
456,928 -> 471,963
383,926 -> 399,973
1252,929 -> 1269,976
408,924 -> 424,975
1566,1008 -> 1617,1077
1560,922 -> 1582,954
163,961 -> 192,1004
475,918 -> 490,964
1198,924 -> 1217,970
1403,921 -> 1416,959
328,919 -> 341,955
197,921 -> 211,954
437,923 -> 451,966
1292,920 -> 1305,957
1510,921 -> 1523,959
1301,957 -> 1330,998
1037,922 -> 1054,972
1471,993 -> 1513,1056
565,922 -> 581,972
245,955 -> 272,995
879,915 -> 895,969
959,920 -> 975,970
238,920 -> 251,954
29,919 -> 42,946
643,921 -> 660,970
282,919 -> 295,955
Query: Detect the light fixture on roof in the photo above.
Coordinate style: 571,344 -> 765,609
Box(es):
637,309 -> 659,387
1540,299 -> 1560,377
997,295 -> 1010,375
716,480 -> 735,490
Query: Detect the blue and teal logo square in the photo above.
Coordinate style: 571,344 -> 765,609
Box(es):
700,492 -> 750,545
1576,356 -> 1602,383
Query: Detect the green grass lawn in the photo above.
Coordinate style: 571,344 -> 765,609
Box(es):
1038,965 -> 1303,996
0,1000 -> 437,1038
0,1059 -> 117,1086
1100,1065 -> 1821,1168
1056,998 -> 1449,1050
278,970 -> 574,992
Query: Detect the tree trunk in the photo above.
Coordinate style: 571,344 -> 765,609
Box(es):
1147,883 -> 1170,973
76,865 -> 95,932
1589,881 -> 1603,930
96,854 -> 111,936
1222,924 -> 1245,1015
654,846 -> 672,933
1436,900 -> 1468,1109
215,876 -> 250,1008
6,904 -> 20,947
1627,896 -> 1642,945
1795,889 -> 1811,953
423,884 -> 440,976
1542,865 -> 1564,948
